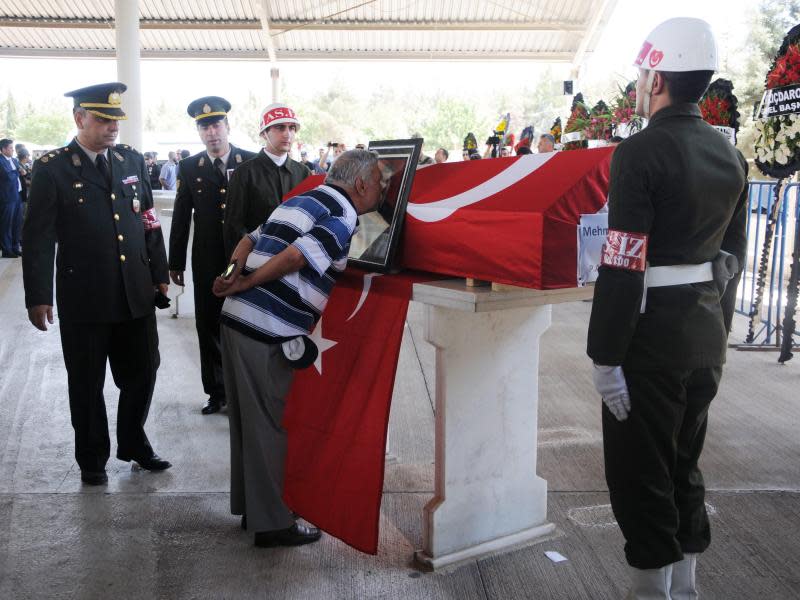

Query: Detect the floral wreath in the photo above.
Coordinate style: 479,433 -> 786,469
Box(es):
700,78 -> 740,131
563,93 -> 589,150
585,100 -> 614,141
754,24 -> 800,178
610,81 -> 643,138
550,117 -> 562,144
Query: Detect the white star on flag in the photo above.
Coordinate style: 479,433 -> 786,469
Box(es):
308,318 -> 337,375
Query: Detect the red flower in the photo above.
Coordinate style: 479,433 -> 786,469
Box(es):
767,44 -> 800,88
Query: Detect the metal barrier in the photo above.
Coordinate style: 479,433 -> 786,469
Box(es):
736,180 -> 800,345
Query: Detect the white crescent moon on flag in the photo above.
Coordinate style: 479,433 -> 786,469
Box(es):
346,273 -> 383,321
405,153 -> 556,223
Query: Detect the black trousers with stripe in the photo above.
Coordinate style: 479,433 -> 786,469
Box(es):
59,314 -> 160,472
603,366 -> 722,569
193,274 -> 226,402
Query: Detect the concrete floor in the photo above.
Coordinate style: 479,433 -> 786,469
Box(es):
1,211 -> 799,599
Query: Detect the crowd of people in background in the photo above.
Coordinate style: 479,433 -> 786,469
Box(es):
2,117 -> 589,264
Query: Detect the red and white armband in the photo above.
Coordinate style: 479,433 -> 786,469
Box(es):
141,207 -> 162,231
600,229 -> 648,272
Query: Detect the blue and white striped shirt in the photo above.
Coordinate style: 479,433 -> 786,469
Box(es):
220,184 -> 358,343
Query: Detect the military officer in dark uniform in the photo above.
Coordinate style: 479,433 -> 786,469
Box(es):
168,97 -> 256,415
586,19 -> 748,599
22,82 -> 172,486
222,102 -> 310,259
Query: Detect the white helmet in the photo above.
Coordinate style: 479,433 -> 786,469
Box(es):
259,103 -> 300,133
633,17 -> 718,73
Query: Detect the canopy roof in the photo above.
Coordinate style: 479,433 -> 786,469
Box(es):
0,0 -> 617,63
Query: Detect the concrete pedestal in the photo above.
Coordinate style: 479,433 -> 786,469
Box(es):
411,280 -> 592,569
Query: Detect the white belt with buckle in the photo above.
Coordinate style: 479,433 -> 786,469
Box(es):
641,262 -> 713,312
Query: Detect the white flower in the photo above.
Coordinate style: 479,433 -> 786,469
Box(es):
775,146 -> 789,165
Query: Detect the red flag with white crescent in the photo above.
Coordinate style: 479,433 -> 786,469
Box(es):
286,148 -> 613,289
282,268 -> 433,554
401,148 -> 613,288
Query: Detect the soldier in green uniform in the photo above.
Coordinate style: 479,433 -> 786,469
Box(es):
222,102 -> 310,259
168,96 -> 256,415
587,19 -> 749,599
22,82 -> 172,486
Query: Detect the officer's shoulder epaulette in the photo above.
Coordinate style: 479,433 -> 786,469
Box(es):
115,143 -> 141,156
38,146 -> 69,165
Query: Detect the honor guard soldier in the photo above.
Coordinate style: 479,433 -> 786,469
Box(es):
586,19 -> 748,599
168,96 -> 256,415
222,103 -> 310,258
22,82 -> 172,486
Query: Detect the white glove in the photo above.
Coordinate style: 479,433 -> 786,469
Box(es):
592,364 -> 631,421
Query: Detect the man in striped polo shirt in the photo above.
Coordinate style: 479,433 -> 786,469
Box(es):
212,149 -> 388,548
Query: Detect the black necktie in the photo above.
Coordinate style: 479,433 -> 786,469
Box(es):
214,157 -> 226,183
95,154 -> 111,186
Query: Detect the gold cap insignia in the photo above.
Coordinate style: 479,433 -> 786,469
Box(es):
202,104 -> 212,114
108,92 -> 122,106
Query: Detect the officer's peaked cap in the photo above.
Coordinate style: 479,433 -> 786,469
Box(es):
64,82 -> 128,120
187,96 -> 231,124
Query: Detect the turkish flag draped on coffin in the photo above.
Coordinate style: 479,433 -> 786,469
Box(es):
401,148 -> 613,288
286,148 -> 613,289
281,268 -> 431,554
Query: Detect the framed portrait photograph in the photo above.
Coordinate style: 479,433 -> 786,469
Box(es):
347,138 -> 423,272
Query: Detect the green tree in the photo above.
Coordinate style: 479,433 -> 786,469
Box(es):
227,91 -> 263,145
143,99 -> 188,137
14,108 -> 73,146
3,91 -> 18,138
416,96 -> 487,153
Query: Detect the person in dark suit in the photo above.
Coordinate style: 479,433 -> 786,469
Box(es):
168,96 -> 257,415
145,152 -> 162,190
22,82 -> 172,486
0,138 -> 23,257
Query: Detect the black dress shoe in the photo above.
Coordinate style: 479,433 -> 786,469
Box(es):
1,251 -> 19,258
201,397 -> 225,415
242,512 -> 298,531
254,523 -> 322,547
123,454 -> 172,471
80,470 -> 108,485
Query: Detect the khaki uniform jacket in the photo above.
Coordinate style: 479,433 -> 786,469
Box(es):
587,103 -> 748,370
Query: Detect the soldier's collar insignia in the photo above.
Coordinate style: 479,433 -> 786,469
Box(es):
108,92 -> 122,106
112,151 -> 124,162
202,103 -> 212,114
198,156 -> 205,167
72,154 -> 81,167
235,153 -> 242,163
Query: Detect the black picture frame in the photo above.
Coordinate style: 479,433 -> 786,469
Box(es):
347,138 -> 423,272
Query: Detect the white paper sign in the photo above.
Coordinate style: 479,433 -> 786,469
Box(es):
712,125 -> 736,146
561,131 -> 584,143
577,212 -> 609,285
